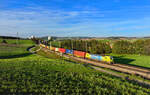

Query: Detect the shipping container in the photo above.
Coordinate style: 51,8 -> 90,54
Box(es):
43,45 -> 46,48
43,44 -> 46,48
85,53 -> 91,59
65,49 -> 73,55
53,47 -> 56,51
46,46 -> 49,49
73,50 -> 86,58
48,46 -> 50,49
55,48 -> 59,52
40,44 -> 44,47
40,44 -> 45,47
50,47 -> 55,51
50,46 -> 54,51
90,54 -> 103,61
59,48 -> 66,53
42,45 -> 45,48
40,44 -> 42,47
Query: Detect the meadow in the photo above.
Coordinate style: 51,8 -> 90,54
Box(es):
0,38 -> 34,45
0,39 -> 150,94
111,54 -> 150,69
0,39 -> 34,59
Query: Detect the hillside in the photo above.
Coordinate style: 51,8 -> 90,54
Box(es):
0,39 -> 150,94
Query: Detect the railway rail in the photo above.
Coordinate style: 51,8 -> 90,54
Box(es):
114,64 -> 150,73
42,48 -> 150,79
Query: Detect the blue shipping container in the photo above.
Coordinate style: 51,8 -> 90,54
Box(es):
65,49 -> 73,55
90,54 -> 103,61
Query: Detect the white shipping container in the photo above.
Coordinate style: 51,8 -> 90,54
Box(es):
55,48 -> 59,52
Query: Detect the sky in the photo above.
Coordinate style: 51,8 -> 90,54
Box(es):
0,0 -> 150,37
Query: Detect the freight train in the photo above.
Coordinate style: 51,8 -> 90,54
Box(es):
40,44 -> 114,64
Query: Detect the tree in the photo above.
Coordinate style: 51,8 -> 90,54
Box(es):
143,39 -> 150,55
134,40 -> 145,55
112,40 -> 131,54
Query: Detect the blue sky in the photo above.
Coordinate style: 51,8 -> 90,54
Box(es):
0,0 -> 150,37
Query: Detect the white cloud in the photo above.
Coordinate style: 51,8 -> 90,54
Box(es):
0,6 -> 150,37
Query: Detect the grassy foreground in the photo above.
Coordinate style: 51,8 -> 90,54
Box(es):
0,41 -> 150,94
1,54 -> 150,94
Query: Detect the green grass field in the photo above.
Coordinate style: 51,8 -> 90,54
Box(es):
0,45 -> 30,59
0,39 -> 34,59
0,38 -> 34,45
0,39 -> 150,94
111,54 -> 150,69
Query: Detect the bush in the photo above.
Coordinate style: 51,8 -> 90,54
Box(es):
1,39 -> 7,44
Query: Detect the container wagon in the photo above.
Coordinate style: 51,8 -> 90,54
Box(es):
73,50 -> 86,58
55,48 -> 59,52
59,48 -> 66,53
65,49 -> 74,55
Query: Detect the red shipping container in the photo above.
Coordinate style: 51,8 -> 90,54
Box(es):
73,50 -> 86,58
59,48 -> 66,53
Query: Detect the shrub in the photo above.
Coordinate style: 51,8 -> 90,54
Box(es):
1,39 -> 7,44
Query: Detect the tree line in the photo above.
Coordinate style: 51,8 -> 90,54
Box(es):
112,39 -> 150,55
49,39 -> 150,55
51,40 -> 112,54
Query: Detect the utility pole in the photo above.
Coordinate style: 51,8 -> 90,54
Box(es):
38,40 -> 40,45
16,32 -> 19,45
71,40 -> 74,56
86,41 -> 88,52
59,41 -> 61,48
71,40 -> 74,50
50,41 -> 51,47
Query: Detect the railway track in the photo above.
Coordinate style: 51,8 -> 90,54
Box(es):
42,48 -> 150,79
68,55 -> 150,79
113,64 -> 150,73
